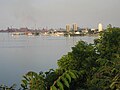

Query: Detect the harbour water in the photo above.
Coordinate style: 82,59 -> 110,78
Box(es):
0,33 -> 97,87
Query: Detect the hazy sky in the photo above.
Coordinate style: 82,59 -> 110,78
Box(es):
0,0 -> 120,29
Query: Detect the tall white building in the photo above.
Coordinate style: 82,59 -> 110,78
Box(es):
73,23 -> 78,31
66,24 -> 70,32
98,23 -> 103,32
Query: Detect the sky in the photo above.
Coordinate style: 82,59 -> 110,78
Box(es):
0,0 -> 120,29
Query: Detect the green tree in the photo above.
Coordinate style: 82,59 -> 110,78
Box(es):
57,41 -> 98,89
90,27 -> 120,90
89,58 -> 120,90
58,27 -> 120,89
107,24 -> 112,29
95,27 -> 120,60
58,41 -> 98,71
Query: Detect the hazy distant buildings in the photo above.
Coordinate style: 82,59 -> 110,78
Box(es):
66,23 -> 78,32
66,24 -> 70,32
73,23 -> 78,31
98,23 -> 103,32
19,27 -> 29,32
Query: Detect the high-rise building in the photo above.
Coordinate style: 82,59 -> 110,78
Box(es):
73,23 -> 78,31
66,24 -> 70,32
98,23 -> 103,32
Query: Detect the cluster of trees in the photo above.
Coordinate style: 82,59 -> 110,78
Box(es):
58,27 -> 120,90
0,27 -> 120,90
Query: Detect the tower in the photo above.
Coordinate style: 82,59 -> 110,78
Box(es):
98,23 -> 103,32
73,23 -> 78,31
66,24 -> 70,32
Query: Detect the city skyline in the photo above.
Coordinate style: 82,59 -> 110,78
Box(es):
0,0 -> 120,29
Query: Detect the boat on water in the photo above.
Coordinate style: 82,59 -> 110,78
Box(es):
11,32 -> 25,36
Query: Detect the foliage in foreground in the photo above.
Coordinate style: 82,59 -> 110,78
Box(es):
21,70 -> 78,90
50,70 -> 78,90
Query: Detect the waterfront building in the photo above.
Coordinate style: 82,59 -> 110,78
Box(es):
66,24 -> 70,32
98,23 -> 103,32
81,28 -> 89,34
73,23 -> 78,31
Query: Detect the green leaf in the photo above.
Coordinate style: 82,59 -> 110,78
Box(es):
57,80 -> 64,90
22,80 -> 27,86
50,85 -> 57,90
61,76 -> 69,88
65,73 -> 71,83
21,84 -> 27,89
112,73 -> 120,81
72,70 -> 79,78
68,71 -> 77,79
23,75 -> 29,81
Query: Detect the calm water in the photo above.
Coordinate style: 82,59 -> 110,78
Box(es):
0,33 -> 97,87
